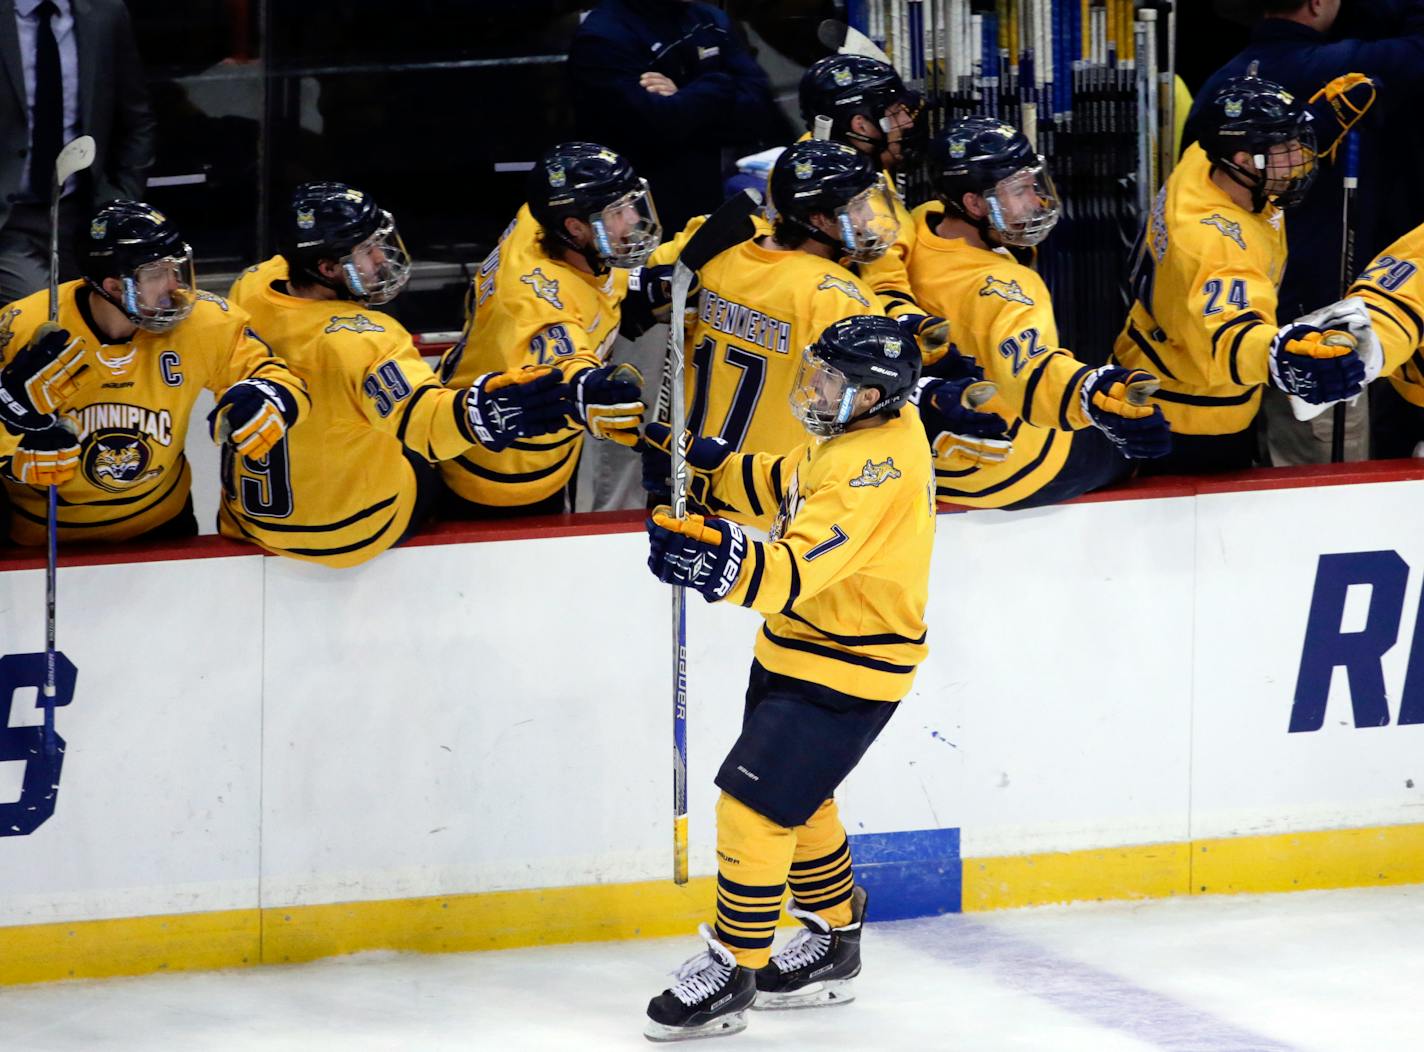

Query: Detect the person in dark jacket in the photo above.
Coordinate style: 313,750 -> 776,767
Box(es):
1192,0 -> 1424,463
567,0 -> 785,230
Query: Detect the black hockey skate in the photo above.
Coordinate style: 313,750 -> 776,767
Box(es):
645,923 -> 757,1042
753,884 -> 867,1010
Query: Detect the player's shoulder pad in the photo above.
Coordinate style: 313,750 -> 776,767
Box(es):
186,289 -> 254,338
977,270 -> 1042,307
1198,212 -> 1248,252
321,309 -> 410,357
0,288 -> 48,355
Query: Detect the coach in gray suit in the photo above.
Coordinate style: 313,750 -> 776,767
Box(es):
0,0 -> 154,304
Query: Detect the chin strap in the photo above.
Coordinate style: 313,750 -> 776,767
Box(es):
1212,161 -> 1271,214
83,277 -> 143,326
941,197 -> 1001,247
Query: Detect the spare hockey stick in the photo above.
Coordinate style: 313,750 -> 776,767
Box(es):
817,18 -> 893,64
664,188 -> 762,885
43,135 -> 95,760
1332,132 -> 1361,464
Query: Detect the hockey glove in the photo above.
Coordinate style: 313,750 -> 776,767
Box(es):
0,323 -> 87,432
913,377 -> 1012,468
1269,325 -> 1366,405
639,420 -> 734,507
647,506 -> 747,602
465,365 -> 570,452
897,314 -> 953,367
621,265 -> 698,339
4,420 -> 80,486
210,377 -> 299,460
571,362 -> 645,446
1080,366 -> 1172,460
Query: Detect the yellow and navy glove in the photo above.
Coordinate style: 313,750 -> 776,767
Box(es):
1080,366 -> 1172,460
571,362 -> 645,446
0,323 -> 88,433
913,377 -> 1012,469
465,365 -> 570,451
4,420 -> 80,486
638,420 -> 734,509
210,377 -> 299,460
1269,325 -> 1365,405
897,314 -> 953,368
647,506 -> 747,602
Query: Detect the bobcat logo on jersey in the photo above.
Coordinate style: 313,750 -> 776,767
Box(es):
1201,214 -> 1246,250
769,470 -> 804,542
980,276 -> 1035,306
325,314 -> 385,334
86,435 -> 162,491
196,290 -> 230,311
849,457 -> 901,488
0,307 -> 18,355
521,268 -> 564,309
817,274 -> 870,307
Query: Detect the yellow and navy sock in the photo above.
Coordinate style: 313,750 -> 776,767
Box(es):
789,797 -> 855,930
713,792 -> 795,969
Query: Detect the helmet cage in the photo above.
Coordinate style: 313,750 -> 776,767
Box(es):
833,175 -> 900,263
983,161 -> 1061,247
1219,122 -> 1318,211
588,179 -> 662,269
790,345 -> 866,438
335,210 -> 410,305
117,246 -> 197,333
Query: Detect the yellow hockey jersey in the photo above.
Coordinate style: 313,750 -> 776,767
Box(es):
679,238 -> 881,461
223,265 -> 482,567
904,203 -> 1098,507
438,205 -> 627,508
1114,143 -> 1287,436
228,254 -> 288,303
707,404 -> 933,701
1347,226 -> 1424,407
0,281 -> 309,544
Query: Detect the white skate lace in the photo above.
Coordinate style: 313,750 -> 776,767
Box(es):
771,927 -> 831,973
668,948 -> 734,1006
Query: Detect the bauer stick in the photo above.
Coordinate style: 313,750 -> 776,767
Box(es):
43,135 -> 95,760
663,188 -> 762,884
1332,132 -> 1360,464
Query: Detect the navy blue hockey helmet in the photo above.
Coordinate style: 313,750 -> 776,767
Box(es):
791,314 -> 922,437
80,200 -> 197,333
799,55 -> 924,162
1196,74 -> 1317,211
931,117 -> 1060,247
768,139 -> 898,262
280,182 -> 410,304
526,142 -> 661,270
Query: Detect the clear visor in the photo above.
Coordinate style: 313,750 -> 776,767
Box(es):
591,179 -> 662,269
835,175 -> 900,263
984,162 -> 1061,247
789,345 -> 860,438
123,247 -> 197,333
1255,129 -> 1318,207
341,211 -> 411,305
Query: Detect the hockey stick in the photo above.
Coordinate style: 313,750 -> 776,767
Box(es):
817,18 -> 893,64
1332,132 -> 1360,464
664,188 -> 762,885
43,135 -> 95,760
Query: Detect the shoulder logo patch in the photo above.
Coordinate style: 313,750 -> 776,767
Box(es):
0,306 -> 19,355
521,267 -> 564,309
980,276 -> 1034,306
325,313 -> 385,334
1200,213 -> 1246,250
195,290 -> 230,311
817,274 -> 870,307
849,456 -> 901,488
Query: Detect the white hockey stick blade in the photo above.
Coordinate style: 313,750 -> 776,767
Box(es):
55,135 -> 97,185
817,19 -> 891,64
